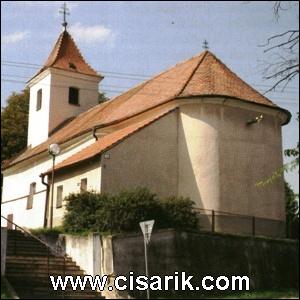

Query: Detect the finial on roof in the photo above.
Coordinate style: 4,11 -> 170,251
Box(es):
59,2 -> 70,31
202,39 -> 209,50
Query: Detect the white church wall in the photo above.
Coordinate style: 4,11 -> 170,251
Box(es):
178,99 -> 286,222
101,111 -> 178,197
51,159 -> 102,227
49,69 -> 100,134
27,73 -> 52,148
1,191 -> 47,229
1,136 -> 96,228
178,102 -> 220,211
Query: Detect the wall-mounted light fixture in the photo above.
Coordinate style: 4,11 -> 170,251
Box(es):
247,114 -> 264,126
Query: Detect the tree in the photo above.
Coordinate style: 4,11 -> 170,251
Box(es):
257,2 -> 299,185
1,89 -> 29,164
285,181 -> 299,239
98,92 -> 109,104
260,1 -> 299,93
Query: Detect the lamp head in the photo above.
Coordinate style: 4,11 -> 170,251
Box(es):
49,144 -> 61,156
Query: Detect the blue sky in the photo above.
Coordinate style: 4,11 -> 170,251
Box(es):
1,1 -> 299,192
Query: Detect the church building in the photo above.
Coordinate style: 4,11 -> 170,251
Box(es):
1,21 -> 290,237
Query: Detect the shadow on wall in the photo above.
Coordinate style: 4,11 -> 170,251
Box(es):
177,103 -> 220,231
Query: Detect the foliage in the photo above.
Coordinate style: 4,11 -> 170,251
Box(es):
30,226 -> 64,235
63,191 -> 109,234
98,92 -> 109,104
285,181 -> 299,239
62,188 -> 199,234
96,188 -> 161,233
1,89 -> 29,163
160,196 -> 199,230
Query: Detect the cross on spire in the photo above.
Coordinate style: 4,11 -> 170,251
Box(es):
202,39 -> 209,50
59,2 -> 70,31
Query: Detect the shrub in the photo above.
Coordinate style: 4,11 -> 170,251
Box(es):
63,188 -> 198,234
62,191 -> 109,233
160,196 -> 199,230
30,226 -> 64,235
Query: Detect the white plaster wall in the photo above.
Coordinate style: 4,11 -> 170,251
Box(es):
64,234 -> 103,277
1,137 -> 96,228
27,73 -> 51,147
51,160 -> 102,227
1,191 -> 46,229
178,103 -> 220,210
49,69 -> 100,134
101,111 -> 178,197
178,101 -> 285,221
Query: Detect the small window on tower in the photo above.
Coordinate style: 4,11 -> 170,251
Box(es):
36,89 -> 42,111
69,87 -> 79,106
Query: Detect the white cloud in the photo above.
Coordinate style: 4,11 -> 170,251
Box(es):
2,31 -> 30,44
69,23 -> 116,45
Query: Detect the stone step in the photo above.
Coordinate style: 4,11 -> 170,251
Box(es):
6,255 -> 72,262
6,269 -> 85,277
6,258 -> 74,267
6,265 -> 81,273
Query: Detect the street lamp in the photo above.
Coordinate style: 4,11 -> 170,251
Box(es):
49,143 -> 61,229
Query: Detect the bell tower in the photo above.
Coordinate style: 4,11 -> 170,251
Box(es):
27,4 -> 103,148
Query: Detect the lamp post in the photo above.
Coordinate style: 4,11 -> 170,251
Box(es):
48,143 -> 61,229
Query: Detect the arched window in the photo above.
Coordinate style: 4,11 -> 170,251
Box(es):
69,87 -> 79,105
36,89 -> 42,111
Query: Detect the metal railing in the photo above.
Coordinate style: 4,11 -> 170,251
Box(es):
1,215 -> 67,295
193,208 -> 287,238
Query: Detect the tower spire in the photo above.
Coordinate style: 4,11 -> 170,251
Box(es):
59,2 -> 70,31
202,39 -> 209,50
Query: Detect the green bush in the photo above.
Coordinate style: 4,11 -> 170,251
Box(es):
62,188 -> 198,234
63,191 -> 109,233
30,226 -> 64,235
160,196 -> 199,230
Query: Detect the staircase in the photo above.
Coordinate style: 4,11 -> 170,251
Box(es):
6,229 -> 104,299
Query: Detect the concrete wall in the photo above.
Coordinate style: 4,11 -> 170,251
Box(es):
1,227 -> 7,276
64,234 -> 101,276
101,111 -> 178,197
52,229 -> 298,298
112,229 -> 299,297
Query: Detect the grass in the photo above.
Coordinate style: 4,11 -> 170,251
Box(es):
29,226 -> 64,235
206,289 -> 299,299
158,289 -> 299,299
1,278 -> 12,299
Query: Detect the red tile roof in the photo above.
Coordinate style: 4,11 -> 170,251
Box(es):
4,50 -> 290,170
43,107 -> 176,174
29,30 -> 102,81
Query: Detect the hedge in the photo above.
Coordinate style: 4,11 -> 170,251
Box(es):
62,188 -> 198,234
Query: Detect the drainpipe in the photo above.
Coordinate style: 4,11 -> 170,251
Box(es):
40,173 -> 50,228
92,126 -> 98,141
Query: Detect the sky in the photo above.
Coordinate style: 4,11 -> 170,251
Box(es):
1,1 -> 299,193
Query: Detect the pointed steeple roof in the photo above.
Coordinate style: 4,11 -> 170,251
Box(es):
29,30 -> 102,81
